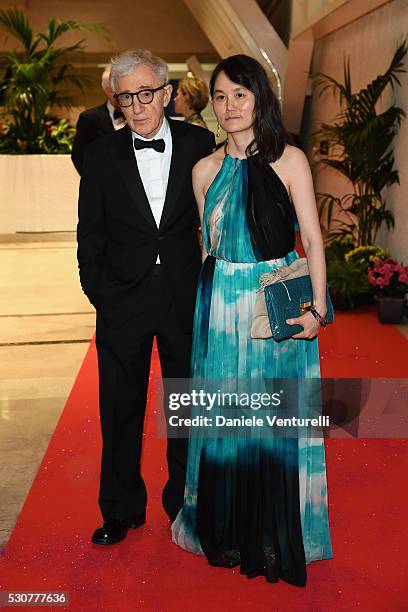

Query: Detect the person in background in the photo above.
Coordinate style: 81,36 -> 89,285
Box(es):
71,65 -> 126,174
174,74 -> 209,129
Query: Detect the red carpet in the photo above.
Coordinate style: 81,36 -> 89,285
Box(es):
1,306 -> 407,611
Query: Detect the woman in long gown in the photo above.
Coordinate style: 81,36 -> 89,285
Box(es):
171,55 -> 332,586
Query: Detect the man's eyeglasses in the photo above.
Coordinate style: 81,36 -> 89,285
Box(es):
114,84 -> 169,107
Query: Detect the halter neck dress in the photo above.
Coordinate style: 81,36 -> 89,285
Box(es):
171,153 -> 332,586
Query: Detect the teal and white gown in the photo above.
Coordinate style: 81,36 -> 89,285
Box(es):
171,153 -> 332,586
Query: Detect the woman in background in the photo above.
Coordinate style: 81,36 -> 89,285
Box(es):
171,55 -> 332,586
174,74 -> 209,129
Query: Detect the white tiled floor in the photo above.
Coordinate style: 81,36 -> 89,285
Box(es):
0,233 -> 95,551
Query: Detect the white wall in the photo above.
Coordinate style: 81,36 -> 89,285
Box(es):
0,156 -> 79,233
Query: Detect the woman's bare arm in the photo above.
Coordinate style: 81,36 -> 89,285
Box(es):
285,147 -> 327,338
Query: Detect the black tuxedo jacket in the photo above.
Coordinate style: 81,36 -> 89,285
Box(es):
71,103 -> 114,174
77,119 -> 215,331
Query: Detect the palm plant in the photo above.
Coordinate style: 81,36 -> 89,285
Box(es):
311,39 -> 407,246
0,7 -> 108,153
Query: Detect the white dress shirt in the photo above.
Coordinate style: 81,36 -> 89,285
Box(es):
132,118 -> 172,263
106,100 -> 126,131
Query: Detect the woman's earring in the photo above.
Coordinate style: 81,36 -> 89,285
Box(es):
216,123 -> 221,138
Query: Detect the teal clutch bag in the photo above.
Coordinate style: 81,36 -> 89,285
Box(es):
251,258 -> 334,342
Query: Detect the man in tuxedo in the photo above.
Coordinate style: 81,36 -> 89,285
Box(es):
71,65 -> 126,174
77,49 -> 214,545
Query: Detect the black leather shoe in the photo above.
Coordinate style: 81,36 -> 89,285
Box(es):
91,515 -> 145,545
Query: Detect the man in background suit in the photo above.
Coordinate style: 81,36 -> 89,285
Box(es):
71,65 -> 126,174
77,49 -> 214,546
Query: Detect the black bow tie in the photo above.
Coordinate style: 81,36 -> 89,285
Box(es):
113,109 -> 124,120
133,137 -> 165,153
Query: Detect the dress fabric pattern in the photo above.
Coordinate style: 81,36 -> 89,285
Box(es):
171,154 -> 332,586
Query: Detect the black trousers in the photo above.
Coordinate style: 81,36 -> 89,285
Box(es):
95,265 -> 192,522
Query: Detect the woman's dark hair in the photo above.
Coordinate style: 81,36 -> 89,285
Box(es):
209,54 -> 292,162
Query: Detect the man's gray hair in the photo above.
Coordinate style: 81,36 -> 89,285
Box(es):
109,49 -> 168,91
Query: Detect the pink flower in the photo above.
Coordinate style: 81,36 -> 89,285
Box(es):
381,263 -> 393,274
367,256 -> 408,294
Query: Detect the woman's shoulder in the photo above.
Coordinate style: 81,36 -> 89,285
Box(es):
192,147 -> 225,190
194,145 -> 224,171
271,145 -> 310,186
280,144 -> 309,168
266,145 -> 306,201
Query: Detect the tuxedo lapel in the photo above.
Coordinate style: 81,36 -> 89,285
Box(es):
109,126 -> 157,228
159,119 -> 187,230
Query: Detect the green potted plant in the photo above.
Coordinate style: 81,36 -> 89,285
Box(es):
326,256 -> 370,310
0,7 -> 108,153
368,258 -> 408,323
311,39 -> 407,246
325,238 -> 389,309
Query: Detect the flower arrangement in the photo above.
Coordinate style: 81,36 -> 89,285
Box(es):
345,245 -> 389,268
368,258 -> 408,298
0,118 -> 75,154
325,239 -> 391,308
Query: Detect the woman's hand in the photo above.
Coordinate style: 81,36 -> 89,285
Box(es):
286,311 -> 322,339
